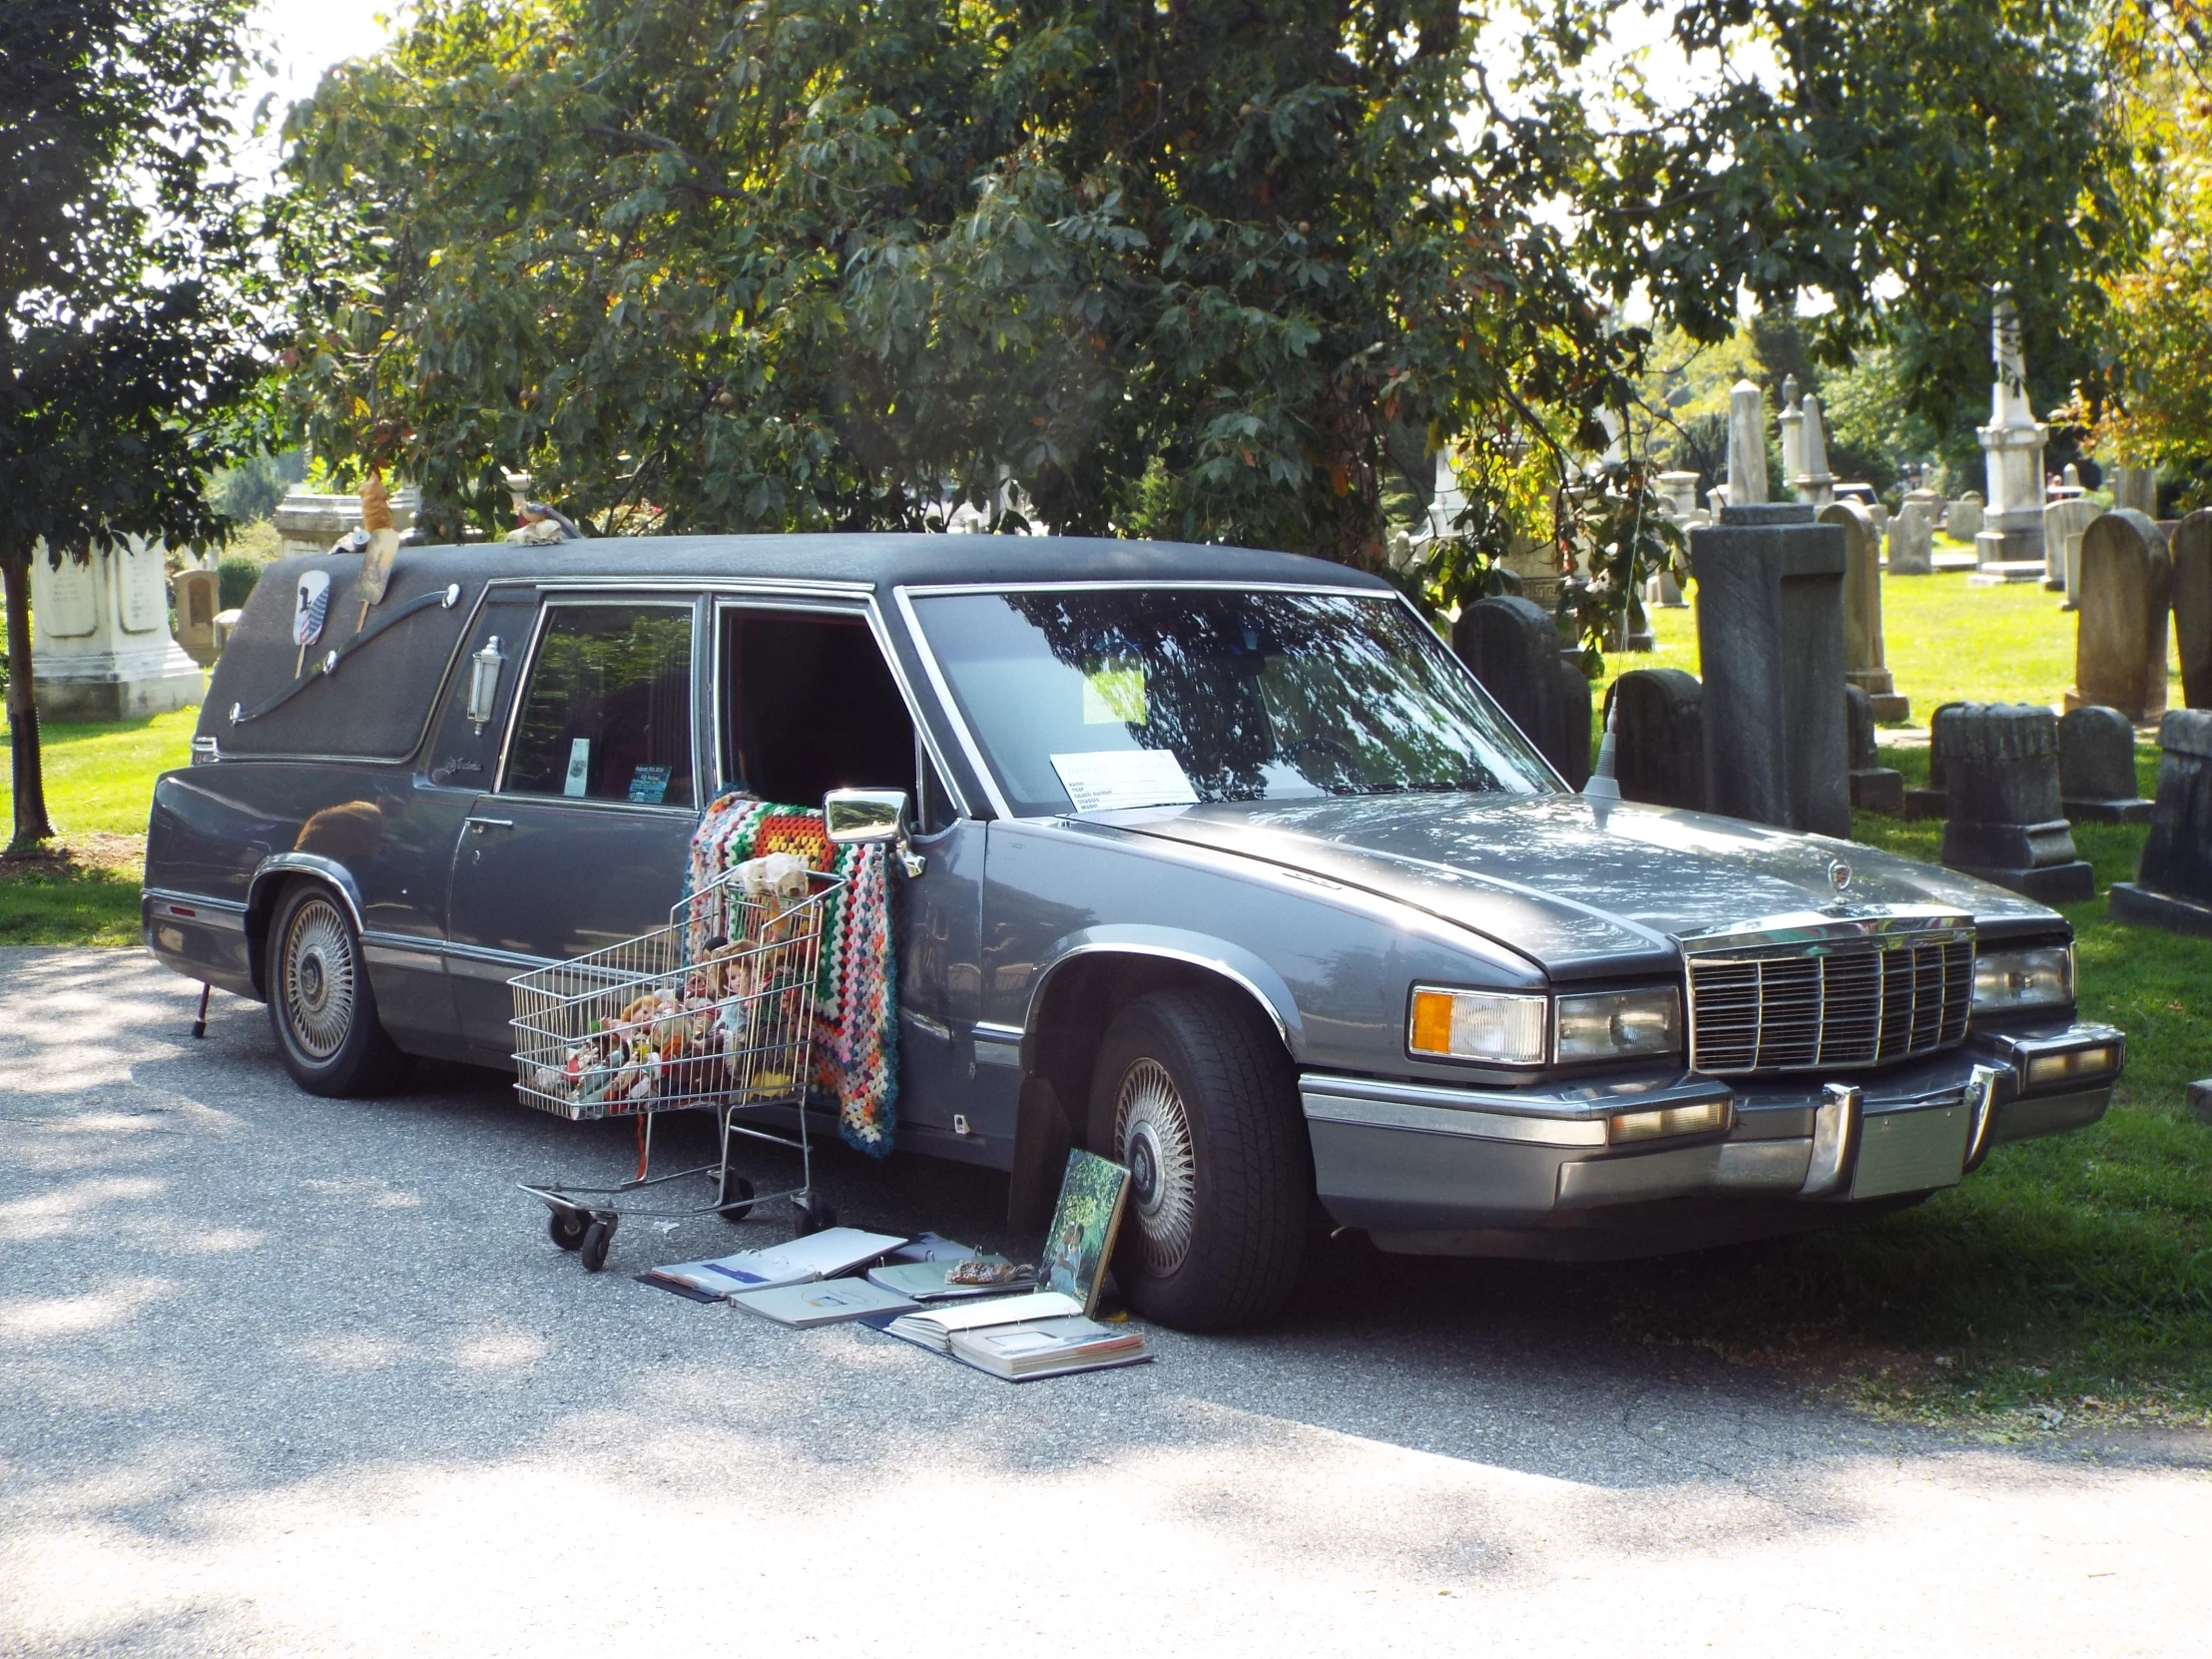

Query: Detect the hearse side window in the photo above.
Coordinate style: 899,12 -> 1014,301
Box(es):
504,603 -> 696,807
718,610 -> 918,811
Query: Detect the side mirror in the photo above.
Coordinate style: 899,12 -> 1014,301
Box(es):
824,788 -> 924,876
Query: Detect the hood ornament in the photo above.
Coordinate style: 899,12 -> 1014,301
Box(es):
1827,858 -> 1854,895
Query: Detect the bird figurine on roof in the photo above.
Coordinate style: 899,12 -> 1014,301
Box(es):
501,468 -> 582,544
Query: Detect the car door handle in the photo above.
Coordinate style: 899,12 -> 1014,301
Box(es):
465,817 -> 514,832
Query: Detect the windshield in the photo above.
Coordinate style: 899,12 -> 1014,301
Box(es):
910,587 -> 1558,816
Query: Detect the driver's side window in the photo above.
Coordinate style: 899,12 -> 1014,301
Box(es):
718,608 -> 938,819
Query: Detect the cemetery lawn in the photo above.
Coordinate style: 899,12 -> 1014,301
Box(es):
0,708 -> 194,946
1603,566 -> 2184,718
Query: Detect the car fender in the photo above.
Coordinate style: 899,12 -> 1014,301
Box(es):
245,852 -> 368,996
1020,923 -> 1307,1067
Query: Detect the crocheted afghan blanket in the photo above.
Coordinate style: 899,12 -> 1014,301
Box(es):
687,793 -> 898,1158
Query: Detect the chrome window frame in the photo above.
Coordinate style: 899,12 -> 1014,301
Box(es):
891,578 -> 1563,822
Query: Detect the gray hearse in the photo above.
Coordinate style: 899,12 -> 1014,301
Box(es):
143,535 -> 2125,1329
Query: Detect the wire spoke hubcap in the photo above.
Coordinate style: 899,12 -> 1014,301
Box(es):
1115,1057 -> 1198,1277
282,899 -> 355,1061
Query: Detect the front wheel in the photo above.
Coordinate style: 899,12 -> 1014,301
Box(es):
1088,988 -> 1310,1332
266,881 -> 409,1097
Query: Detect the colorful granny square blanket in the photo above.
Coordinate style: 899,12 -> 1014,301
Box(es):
687,794 -> 898,1156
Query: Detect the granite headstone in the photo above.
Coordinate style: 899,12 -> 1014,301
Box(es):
1453,596 -> 1592,790
2069,509 -> 2171,723
1887,499 -> 1934,575
1936,703 -> 2094,902
2044,497 -> 2102,605
2057,705 -> 2152,825
1845,684 -> 1905,814
2172,508 -> 2211,711
1688,503 -> 1850,836
2109,710 -> 2212,936
1947,492 -> 1984,542
1904,700 -> 1967,821
1603,668 -> 1706,812
1822,500 -> 1908,721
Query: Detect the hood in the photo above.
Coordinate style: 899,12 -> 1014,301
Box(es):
1108,792 -> 2061,979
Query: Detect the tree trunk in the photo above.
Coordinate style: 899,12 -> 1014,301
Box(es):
3,554 -> 54,852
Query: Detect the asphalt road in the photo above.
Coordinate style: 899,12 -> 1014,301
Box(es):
3,945 -> 2208,1657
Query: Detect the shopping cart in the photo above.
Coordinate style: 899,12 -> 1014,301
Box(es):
510,864 -> 842,1271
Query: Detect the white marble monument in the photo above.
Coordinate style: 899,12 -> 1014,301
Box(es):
1794,392 -> 1836,507
1727,379 -> 1768,505
1973,292 -> 2048,575
30,538 -> 204,721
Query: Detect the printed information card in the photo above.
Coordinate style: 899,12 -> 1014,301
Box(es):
1049,749 -> 1200,813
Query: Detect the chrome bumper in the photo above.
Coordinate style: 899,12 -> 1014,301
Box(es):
1301,1022 -> 2123,1240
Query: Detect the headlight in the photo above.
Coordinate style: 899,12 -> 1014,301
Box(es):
1972,945 -> 2074,1016
1408,986 -> 1547,1065
1555,987 -> 1683,1064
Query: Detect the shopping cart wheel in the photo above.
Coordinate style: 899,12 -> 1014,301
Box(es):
717,1175 -> 757,1225
580,1216 -> 615,1273
548,1206 -> 591,1252
791,1199 -> 836,1238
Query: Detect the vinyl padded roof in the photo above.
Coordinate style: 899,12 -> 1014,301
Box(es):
376,531 -> 1392,594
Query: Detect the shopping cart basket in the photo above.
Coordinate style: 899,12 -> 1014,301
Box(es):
511,865 -> 842,1271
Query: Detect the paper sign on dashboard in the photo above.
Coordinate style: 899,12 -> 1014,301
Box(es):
1049,749 -> 1200,813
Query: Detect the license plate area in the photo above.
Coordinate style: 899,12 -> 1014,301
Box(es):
1851,1102 -> 1970,1199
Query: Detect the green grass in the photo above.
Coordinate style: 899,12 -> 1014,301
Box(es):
1606,563 -> 2184,722
0,707 -> 196,944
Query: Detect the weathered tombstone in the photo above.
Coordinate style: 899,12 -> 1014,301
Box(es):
1726,379 -> 1768,506
1846,685 -> 1904,814
1657,470 -> 1702,521
2172,508 -> 2212,711
1887,498 -> 1934,575
1821,500 -> 1909,721
1688,502 -> 1850,836
1973,294 -> 2048,573
1905,701 -> 1966,819
1937,704 -> 2094,902
2057,705 -> 2152,824
2112,462 -> 2159,518
1453,596 -> 1592,789
29,537 -> 204,720
170,567 -> 221,666
1603,668 -> 1706,812
1777,376 -> 1805,492
1947,492 -> 1985,542
2044,497 -> 2101,604
2069,509 -> 2172,724
1794,392 -> 1836,507
2109,710 -> 2212,935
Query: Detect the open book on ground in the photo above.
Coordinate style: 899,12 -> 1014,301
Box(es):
866,1255 -> 1035,1302
731,1277 -> 918,1327
882,1291 -> 1085,1353
948,1316 -> 1151,1381
646,1228 -> 908,1298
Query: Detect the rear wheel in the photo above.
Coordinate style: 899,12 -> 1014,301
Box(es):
266,882 -> 409,1097
1088,988 -> 1309,1332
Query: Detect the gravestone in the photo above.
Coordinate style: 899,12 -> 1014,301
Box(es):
2172,508 -> 2212,710
1845,685 -> 1904,814
1657,470 -> 1702,521
2068,509 -> 2171,723
1688,503 -> 1850,836
2057,705 -> 2152,824
2109,710 -> 2212,936
1603,668 -> 1706,811
1905,700 -> 1968,820
1887,499 -> 1934,575
1936,704 -> 2094,902
1794,393 -> 1836,507
170,567 -> 220,666
1453,596 -> 1592,789
2044,497 -> 2102,605
1821,500 -> 1909,721
1947,492 -> 1985,542
1778,377 -> 1806,493
29,538 -> 204,720
1973,294 -> 2048,570
1726,380 -> 1768,506
2112,463 -> 2159,519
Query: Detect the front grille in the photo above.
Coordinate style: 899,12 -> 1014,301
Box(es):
1686,929 -> 1973,1076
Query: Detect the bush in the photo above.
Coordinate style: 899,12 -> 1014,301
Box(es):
217,555 -> 264,611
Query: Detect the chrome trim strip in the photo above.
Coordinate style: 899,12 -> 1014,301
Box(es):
1801,1083 -> 1862,1196
531,576 -> 873,598
1301,1088 -> 1610,1147
1675,906 -> 1974,956
1030,940 -> 1296,1050
890,587 -> 1015,820
972,1019 -> 1024,1042
1299,1070 -> 1729,1120
246,854 -> 366,933
362,938 -> 444,974
143,887 -> 248,928
897,579 -> 1392,599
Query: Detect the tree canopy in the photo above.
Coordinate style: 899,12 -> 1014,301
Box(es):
0,0 -> 271,847
279,0 -> 2145,621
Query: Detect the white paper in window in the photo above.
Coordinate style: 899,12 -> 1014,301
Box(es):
563,738 -> 591,797
1050,749 -> 1199,813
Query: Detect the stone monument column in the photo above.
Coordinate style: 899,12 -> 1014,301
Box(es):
1973,292 -> 2048,572
29,539 -> 204,721
1777,376 -> 1806,493
1795,393 -> 1836,508
1727,379 -> 1768,506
